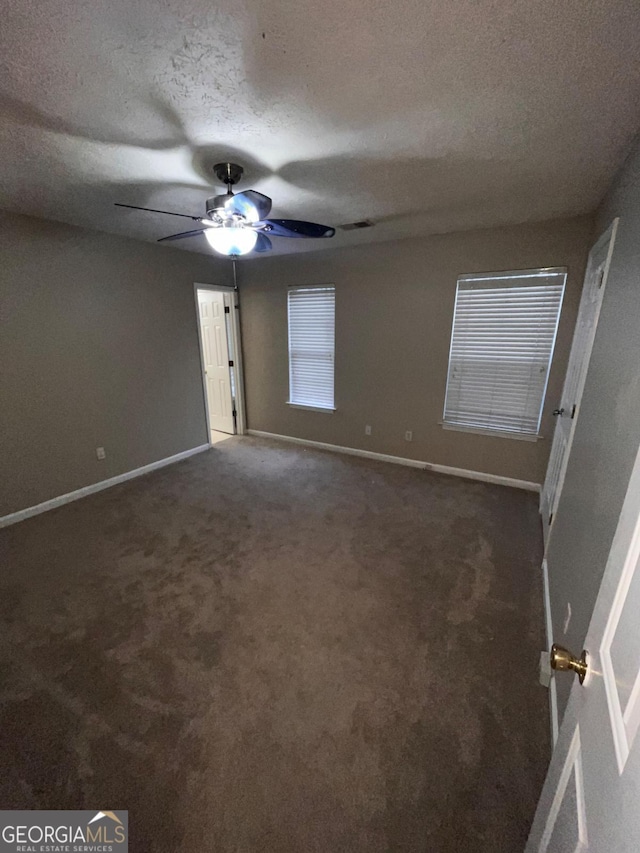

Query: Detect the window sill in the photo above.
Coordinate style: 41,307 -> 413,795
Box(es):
287,402 -> 336,413
440,421 -> 542,442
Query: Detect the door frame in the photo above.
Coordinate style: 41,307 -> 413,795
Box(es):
194,282 -> 247,440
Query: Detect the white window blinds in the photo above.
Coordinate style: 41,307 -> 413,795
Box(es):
443,268 -> 566,436
288,286 -> 335,409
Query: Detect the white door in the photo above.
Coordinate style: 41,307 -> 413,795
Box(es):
527,441 -> 640,853
198,289 -> 235,436
540,220 -> 618,543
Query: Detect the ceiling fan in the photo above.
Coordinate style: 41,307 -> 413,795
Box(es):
115,162 -> 335,256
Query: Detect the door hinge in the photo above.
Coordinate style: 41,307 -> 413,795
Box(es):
232,409 -> 237,417
571,404 -> 577,419
224,306 -> 230,314
228,360 -> 234,367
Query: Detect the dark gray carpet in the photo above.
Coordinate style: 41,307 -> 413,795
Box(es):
0,436 -> 549,851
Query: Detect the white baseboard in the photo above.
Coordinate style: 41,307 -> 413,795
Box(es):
426,460 -> 540,492
0,444 -> 210,529
247,430 -> 541,492
542,558 -> 559,746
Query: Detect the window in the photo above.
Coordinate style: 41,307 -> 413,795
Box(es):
288,285 -> 335,411
443,268 -> 566,438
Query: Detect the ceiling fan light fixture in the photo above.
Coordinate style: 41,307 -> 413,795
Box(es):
204,226 -> 257,256
116,162 -> 334,252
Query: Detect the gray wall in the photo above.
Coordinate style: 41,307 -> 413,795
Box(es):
239,216 -> 593,484
548,138 -> 640,718
0,211 -> 230,516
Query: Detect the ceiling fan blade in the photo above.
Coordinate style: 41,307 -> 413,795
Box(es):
260,219 -> 335,238
115,203 -> 202,222
225,190 -> 272,221
157,228 -> 208,242
253,233 -> 272,253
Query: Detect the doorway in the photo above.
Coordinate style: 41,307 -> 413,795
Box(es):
195,284 -> 246,442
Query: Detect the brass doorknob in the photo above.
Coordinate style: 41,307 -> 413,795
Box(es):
550,644 -> 588,685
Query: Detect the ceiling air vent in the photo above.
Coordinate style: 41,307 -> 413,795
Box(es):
341,220 -> 374,231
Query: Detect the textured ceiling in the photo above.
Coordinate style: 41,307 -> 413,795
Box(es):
1,0 -> 640,257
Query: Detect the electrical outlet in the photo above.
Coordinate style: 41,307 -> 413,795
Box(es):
563,602 -> 572,634
365,425 -> 372,436
96,447 -> 106,461
405,430 -> 413,441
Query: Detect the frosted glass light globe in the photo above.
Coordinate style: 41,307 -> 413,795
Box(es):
204,227 -> 257,256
